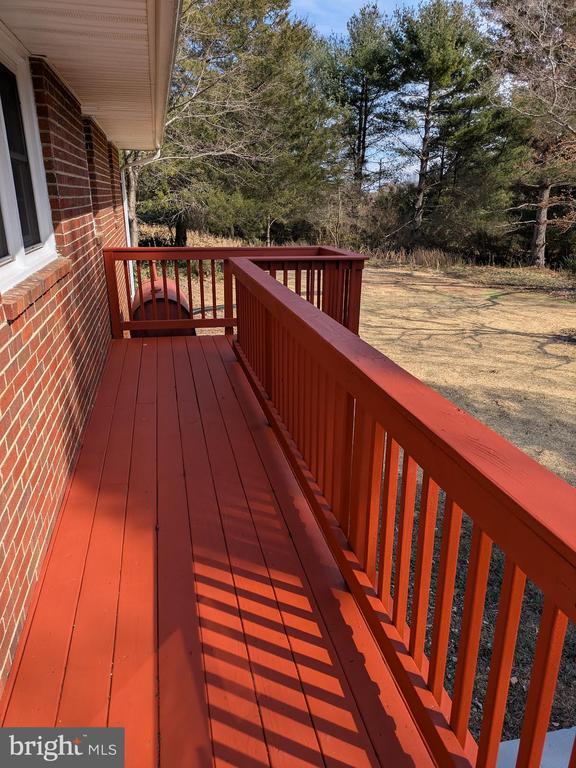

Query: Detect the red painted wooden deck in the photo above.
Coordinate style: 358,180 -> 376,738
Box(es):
0,336 -> 434,768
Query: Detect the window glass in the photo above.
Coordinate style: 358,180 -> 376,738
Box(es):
0,62 -> 40,249
0,208 -> 8,260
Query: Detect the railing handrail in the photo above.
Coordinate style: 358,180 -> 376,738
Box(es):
103,246 -> 367,338
105,245 -> 367,261
230,256 -> 576,619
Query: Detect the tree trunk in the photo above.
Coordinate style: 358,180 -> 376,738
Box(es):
414,81 -> 434,230
266,216 -> 276,247
530,184 -> 551,268
174,215 -> 187,247
124,162 -> 139,246
354,78 -> 369,188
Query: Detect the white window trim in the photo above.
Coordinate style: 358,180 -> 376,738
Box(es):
0,25 -> 57,295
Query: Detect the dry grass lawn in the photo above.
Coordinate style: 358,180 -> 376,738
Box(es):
359,265 -> 575,740
360,265 -> 576,486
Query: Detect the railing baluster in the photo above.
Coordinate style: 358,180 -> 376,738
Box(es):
323,376 -> 335,507
333,261 -> 344,323
295,264 -> 302,296
409,473 -> 440,668
450,526 -> 493,744
149,260 -> 158,321
335,392 -> 354,537
199,259 -> 205,318
161,261 -> 168,320
477,560 -> 526,768
296,343 -> 304,449
377,435 -> 400,612
270,314 -> 277,406
280,320 -> 286,412
309,266 -> 315,306
174,259 -> 182,319
287,333 -> 293,434
392,454 -> 418,641
259,301 -> 265,382
303,353 -> 313,468
348,408 -> 384,581
186,260 -> 193,318
122,260 -> 133,321
224,259 -> 233,335
316,367 -> 326,491
278,319 -> 283,411
136,260 -> 145,321
310,360 -> 319,480
515,600 -> 568,768
275,318 -> 281,413
348,407 -> 369,562
428,497 -> 463,702
211,259 -> 217,318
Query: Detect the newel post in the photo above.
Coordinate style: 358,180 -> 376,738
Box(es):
103,249 -> 123,339
347,261 -> 364,334
224,259 -> 234,336
323,261 -> 337,320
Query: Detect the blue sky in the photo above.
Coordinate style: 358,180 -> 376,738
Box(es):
290,0 -> 415,37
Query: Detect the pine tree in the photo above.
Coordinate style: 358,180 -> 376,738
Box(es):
136,0 -> 338,245
315,4 -> 396,189
391,0 -> 486,231
479,0 -> 576,266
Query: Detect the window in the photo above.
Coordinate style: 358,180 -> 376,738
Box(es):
0,28 -> 55,292
0,62 -> 40,251
0,209 -> 8,261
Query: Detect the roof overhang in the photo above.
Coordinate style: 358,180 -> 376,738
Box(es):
0,0 -> 181,150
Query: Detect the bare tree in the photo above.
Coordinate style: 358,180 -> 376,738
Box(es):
123,0 -> 308,243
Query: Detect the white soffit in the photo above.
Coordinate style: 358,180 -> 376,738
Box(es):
0,0 -> 180,149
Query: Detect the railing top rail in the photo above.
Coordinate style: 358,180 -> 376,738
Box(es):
231,257 -> 576,615
104,246 -> 367,262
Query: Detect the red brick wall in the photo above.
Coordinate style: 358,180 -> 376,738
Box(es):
108,142 -> 126,236
0,59 -> 127,691
84,118 -> 126,249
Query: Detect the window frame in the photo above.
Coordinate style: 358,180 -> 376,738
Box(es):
0,25 -> 56,294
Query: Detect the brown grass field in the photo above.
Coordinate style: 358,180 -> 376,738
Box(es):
358,264 -> 575,740
360,265 -> 576,486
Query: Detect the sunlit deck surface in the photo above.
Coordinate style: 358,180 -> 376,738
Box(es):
0,336 -> 434,768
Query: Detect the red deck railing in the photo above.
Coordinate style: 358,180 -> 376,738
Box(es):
103,246 -> 365,338
102,245 -> 575,766
230,256 -> 576,768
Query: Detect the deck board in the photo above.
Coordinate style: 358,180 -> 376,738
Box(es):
188,337 -> 325,768
57,339 -> 142,727
204,337 -> 381,768
156,337 -> 213,767
172,336 -> 271,768
0,337 -> 434,768
108,338 -> 158,765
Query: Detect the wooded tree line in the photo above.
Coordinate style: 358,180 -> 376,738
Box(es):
130,0 -> 576,268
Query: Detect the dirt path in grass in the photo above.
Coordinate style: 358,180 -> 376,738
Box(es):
359,266 -> 576,486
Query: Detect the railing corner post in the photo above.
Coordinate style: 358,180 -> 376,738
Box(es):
224,258 -> 234,336
347,261 -> 364,334
103,249 -> 123,339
